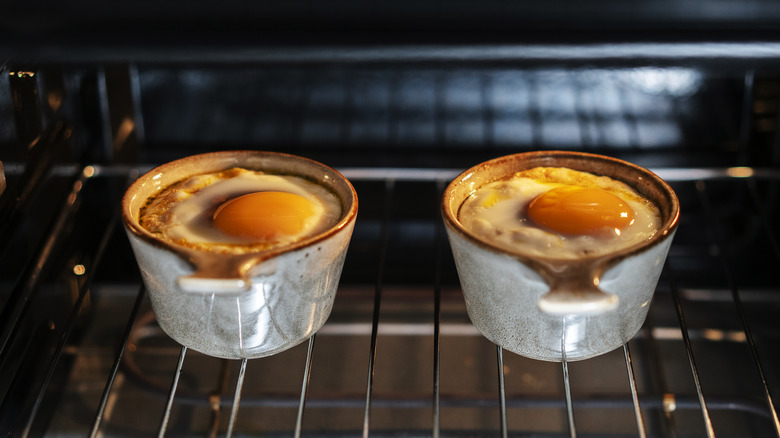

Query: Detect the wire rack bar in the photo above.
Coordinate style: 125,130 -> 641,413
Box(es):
10,41 -> 780,65
225,358 -> 248,438
208,360 -> 232,438
623,343 -> 648,438
86,170 -> 142,438
362,178 -> 395,438
0,163 -> 83,364
3,163 -> 777,185
158,346 -> 187,438
294,335 -> 317,438
641,322 -> 678,436
306,393 -> 766,414
432,180 -> 446,438
432,291 -> 441,438
21,171 -> 119,438
496,346 -> 508,438
745,178 -> 780,435
696,178 -> 780,435
0,121 -> 69,240
561,320 -> 577,438
666,256 -> 716,437
90,285 -> 146,438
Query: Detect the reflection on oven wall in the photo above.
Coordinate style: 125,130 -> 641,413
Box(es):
3,65 -> 778,168
130,67 -> 749,166
0,55 -> 779,437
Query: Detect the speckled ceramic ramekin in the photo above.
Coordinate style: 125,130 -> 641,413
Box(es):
122,151 -> 358,359
442,151 -> 679,362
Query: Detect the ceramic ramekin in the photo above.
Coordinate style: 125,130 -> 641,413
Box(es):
442,151 -> 679,362
122,151 -> 358,359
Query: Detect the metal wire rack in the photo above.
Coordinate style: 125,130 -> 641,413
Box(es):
0,157 -> 779,436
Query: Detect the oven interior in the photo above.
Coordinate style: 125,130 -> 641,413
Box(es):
1,9 -> 780,436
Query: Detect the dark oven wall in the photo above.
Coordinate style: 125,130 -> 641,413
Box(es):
3,65 -> 779,167
104,65 -> 763,169
2,5 -> 780,438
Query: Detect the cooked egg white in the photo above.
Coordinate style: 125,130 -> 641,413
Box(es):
139,168 -> 341,254
458,167 -> 661,259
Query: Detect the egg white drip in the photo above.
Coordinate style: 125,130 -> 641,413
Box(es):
459,177 -> 661,259
165,173 -> 340,245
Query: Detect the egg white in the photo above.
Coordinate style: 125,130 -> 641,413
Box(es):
140,169 -> 341,253
458,170 -> 661,259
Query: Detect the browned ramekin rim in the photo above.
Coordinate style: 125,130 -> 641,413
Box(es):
121,150 -> 359,278
441,150 -> 680,271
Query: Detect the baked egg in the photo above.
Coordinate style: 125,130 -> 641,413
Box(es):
139,168 -> 341,254
458,167 -> 660,259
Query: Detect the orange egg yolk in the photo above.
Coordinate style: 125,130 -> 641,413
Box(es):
527,185 -> 634,236
213,191 -> 316,240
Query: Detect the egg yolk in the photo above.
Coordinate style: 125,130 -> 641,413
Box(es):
527,185 -> 634,236
213,191 -> 316,240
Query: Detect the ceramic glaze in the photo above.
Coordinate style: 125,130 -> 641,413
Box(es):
122,151 -> 358,359
442,151 -> 679,362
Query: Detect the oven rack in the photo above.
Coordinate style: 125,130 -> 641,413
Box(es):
0,162 -> 779,437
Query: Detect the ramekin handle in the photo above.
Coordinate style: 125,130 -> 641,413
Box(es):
537,281 -> 618,316
175,253 -> 270,294
177,275 -> 252,293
